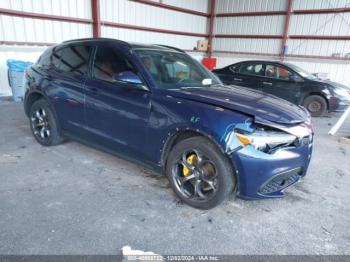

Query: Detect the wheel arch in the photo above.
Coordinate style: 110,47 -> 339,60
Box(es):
161,128 -> 239,201
160,128 -> 228,170
25,91 -> 62,132
302,92 -> 329,110
24,91 -> 45,116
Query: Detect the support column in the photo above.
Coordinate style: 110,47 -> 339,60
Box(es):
92,0 -> 101,38
208,0 -> 216,57
280,0 -> 293,60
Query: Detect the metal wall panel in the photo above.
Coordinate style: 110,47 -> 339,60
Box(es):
155,0 -> 209,13
287,39 -> 350,56
287,2 -> 350,57
0,16 -> 92,42
217,0 -> 287,13
0,0 -> 208,44
289,13 -> 350,36
213,38 -> 281,54
0,0 -> 92,18
293,0 -> 350,10
100,0 -> 208,34
0,0 -> 92,43
213,0 -> 288,55
102,26 -> 203,50
215,16 -> 285,35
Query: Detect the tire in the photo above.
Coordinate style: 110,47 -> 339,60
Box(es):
29,98 -> 64,146
165,136 -> 236,209
303,95 -> 327,117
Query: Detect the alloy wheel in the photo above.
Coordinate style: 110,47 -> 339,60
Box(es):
171,149 -> 219,202
31,107 -> 51,140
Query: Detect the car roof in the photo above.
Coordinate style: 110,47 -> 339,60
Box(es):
232,60 -> 289,67
61,38 -> 184,53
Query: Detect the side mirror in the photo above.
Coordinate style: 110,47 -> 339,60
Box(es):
290,74 -> 303,82
114,71 -> 143,85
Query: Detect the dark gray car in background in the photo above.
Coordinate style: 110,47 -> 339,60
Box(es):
213,60 -> 350,117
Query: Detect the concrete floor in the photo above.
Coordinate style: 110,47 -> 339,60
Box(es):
1,98 -> 350,255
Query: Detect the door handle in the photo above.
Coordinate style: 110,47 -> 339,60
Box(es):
234,78 -> 243,81
263,82 -> 272,86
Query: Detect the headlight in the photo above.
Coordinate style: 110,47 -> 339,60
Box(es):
334,88 -> 350,97
235,127 -> 297,153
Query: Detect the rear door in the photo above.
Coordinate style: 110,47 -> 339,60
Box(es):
220,62 -> 265,91
261,64 -> 302,104
49,44 -> 93,133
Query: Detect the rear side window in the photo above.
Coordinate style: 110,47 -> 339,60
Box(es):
229,64 -> 239,73
239,63 -> 264,76
92,46 -> 137,82
52,45 -> 92,75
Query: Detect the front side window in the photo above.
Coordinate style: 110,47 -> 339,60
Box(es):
239,63 -> 264,76
265,65 -> 293,80
92,47 -> 137,83
135,49 -> 221,89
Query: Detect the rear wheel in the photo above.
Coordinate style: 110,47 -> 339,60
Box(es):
165,136 -> 235,209
29,99 -> 64,146
303,95 -> 327,117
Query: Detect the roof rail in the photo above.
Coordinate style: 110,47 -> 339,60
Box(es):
62,37 -> 130,47
153,44 -> 186,53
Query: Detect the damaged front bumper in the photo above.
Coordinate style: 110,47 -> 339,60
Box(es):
231,140 -> 312,199
226,118 -> 313,199
329,95 -> 350,112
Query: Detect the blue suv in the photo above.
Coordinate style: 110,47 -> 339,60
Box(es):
24,38 -> 313,209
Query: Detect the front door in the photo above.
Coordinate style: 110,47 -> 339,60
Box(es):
84,44 -> 151,158
262,64 -> 302,104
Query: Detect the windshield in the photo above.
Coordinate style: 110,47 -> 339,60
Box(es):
285,63 -> 317,80
135,49 -> 222,89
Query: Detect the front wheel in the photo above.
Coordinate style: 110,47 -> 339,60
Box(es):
303,95 -> 327,117
29,99 -> 64,146
165,136 -> 236,209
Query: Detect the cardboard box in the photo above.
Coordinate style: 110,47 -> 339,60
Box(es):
197,40 -> 208,51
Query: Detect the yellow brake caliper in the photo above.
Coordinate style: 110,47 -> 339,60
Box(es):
183,154 -> 197,177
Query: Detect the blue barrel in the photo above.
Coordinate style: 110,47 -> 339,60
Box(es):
6,59 -> 33,101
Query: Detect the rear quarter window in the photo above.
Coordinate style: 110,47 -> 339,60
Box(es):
36,48 -> 52,68
52,49 -> 63,69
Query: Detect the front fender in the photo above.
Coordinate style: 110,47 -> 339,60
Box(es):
147,93 -> 252,166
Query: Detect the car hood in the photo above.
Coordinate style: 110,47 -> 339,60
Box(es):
163,85 -> 308,125
313,79 -> 350,91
